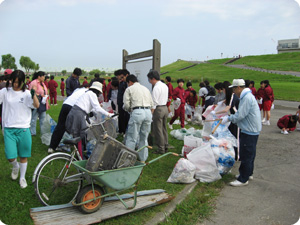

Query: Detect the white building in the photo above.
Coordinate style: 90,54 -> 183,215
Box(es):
277,37 -> 300,53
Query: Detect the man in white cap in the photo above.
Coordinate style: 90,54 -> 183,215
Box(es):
221,79 -> 261,187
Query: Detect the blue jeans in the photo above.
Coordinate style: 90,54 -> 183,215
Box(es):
238,132 -> 259,183
30,109 -> 46,136
125,108 -> 152,162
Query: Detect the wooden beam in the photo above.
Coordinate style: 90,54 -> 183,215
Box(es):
124,50 -> 153,61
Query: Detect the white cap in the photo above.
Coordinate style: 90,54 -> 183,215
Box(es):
90,81 -> 103,93
229,79 -> 245,88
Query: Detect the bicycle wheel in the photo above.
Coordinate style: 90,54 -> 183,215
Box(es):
34,153 -> 83,206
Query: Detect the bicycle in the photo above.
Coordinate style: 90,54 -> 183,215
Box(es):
32,116 -> 118,206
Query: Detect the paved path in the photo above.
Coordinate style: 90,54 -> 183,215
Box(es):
225,64 -> 300,77
200,100 -> 300,225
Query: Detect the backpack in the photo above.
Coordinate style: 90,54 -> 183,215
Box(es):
205,86 -> 216,97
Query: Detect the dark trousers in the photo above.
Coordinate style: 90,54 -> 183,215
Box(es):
118,104 -> 130,134
238,132 -> 259,183
49,104 -> 72,150
204,97 -> 215,109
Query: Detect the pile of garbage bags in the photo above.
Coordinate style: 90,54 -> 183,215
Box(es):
168,102 -> 237,183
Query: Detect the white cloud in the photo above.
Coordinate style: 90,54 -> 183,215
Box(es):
162,0 -> 300,20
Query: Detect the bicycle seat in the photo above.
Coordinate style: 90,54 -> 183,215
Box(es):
63,137 -> 82,145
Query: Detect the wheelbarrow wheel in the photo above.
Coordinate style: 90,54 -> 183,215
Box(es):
76,184 -> 105,214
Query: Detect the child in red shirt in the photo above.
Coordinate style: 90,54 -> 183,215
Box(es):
48,75 -> 58,105
186,90 -> 198,121
169,79 -> 186,128
277,115 -> 298,134
165,76 -> 173,117
60,78 -> 65,96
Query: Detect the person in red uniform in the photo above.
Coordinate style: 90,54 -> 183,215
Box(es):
60,78 -> 65,96
165,76 -> 173,117
249,81 -> 256,96
44,75 -> 49,89
186,90 -> 198,121
25,76 -> 31,89
184,81 -> 195,98
48,75 -> 58,105
256,81 -> 265,114
277,115 -> 298,135
82,76 -> 89,86
262,80 -> 274,126
169,79 -> 186,129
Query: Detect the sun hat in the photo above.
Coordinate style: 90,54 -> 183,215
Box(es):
4,69 -> 13,75
90,81 -> 103,93
229,79 -> 245,88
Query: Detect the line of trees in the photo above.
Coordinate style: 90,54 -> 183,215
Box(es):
1,54 -> 39,75
1,53 -> 108,76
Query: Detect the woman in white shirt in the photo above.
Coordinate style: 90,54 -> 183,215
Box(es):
65,81 -> 112,139
0,70 -> 39,188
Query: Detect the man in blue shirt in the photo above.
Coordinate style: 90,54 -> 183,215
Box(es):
66,67 -> 82,97
222,79 -> 261,187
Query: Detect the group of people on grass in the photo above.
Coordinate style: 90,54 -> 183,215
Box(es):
1,67 -> 299,189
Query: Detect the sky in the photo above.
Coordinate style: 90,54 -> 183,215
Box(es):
0,0 -> 300,72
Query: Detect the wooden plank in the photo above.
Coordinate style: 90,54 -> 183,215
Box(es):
31,189 -> 166,213
30,192 -> 174,225
124,50 -> 153,61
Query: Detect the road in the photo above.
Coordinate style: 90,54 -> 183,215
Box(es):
200,100 -> 300,225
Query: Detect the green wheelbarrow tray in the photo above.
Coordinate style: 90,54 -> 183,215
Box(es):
72,160 -> 145,190
71,152 -> 179,211
72,152 -> 179,190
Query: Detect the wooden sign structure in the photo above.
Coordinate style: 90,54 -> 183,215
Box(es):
122,39 -> 161,73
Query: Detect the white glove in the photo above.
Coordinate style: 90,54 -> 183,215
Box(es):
42,96 -> 48,104
108,113 -> 114,117
221,115 -> 229,124
176,98 -> 180,101
211,110 -> 216,116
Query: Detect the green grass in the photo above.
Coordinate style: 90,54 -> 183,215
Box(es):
0,102 -> 229,225
229,52 -> 300,72
161,61 -> 300,101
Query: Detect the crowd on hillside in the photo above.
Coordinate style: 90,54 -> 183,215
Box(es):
0,67 -> 299,189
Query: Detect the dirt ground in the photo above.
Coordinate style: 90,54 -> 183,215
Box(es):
200,100 -> 300,225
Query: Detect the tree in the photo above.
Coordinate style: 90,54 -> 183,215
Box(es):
2,54 -> 17,70
89,69 -> 103,76
19,56 -> 36,75
61,70 -> 67,76
34,63 -> 40,73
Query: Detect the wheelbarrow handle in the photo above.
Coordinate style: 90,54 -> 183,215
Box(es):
136,145 -> 152,152
147,152 -> 180,165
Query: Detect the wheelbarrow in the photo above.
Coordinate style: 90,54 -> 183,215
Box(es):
71,151 -> 179,214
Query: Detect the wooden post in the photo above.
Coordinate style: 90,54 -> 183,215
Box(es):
153,39 -> 161,74
122,49 -> 128,69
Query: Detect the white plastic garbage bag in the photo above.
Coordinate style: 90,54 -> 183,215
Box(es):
41,114 -> 57,145
185,104 -> 194,116
211,138 -> 235,175
102,100 -> 114,113
167,158 -> 196,184
182,135 -> 203,157
187,143 -> 221,183
173,99 -> 181,110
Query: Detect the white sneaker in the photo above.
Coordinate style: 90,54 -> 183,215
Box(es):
261,118 -> 266,123
11,167 -> 19,180
235,174 -> 253,180
168,124 -> 173,130
20,178 -> 27,189
262,121 -> 270,126
187,118 -> 191,122
281,130 -> 284,134
48,148 -> 54,154
230,180 -> 249,187
283,130 -> 289,135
